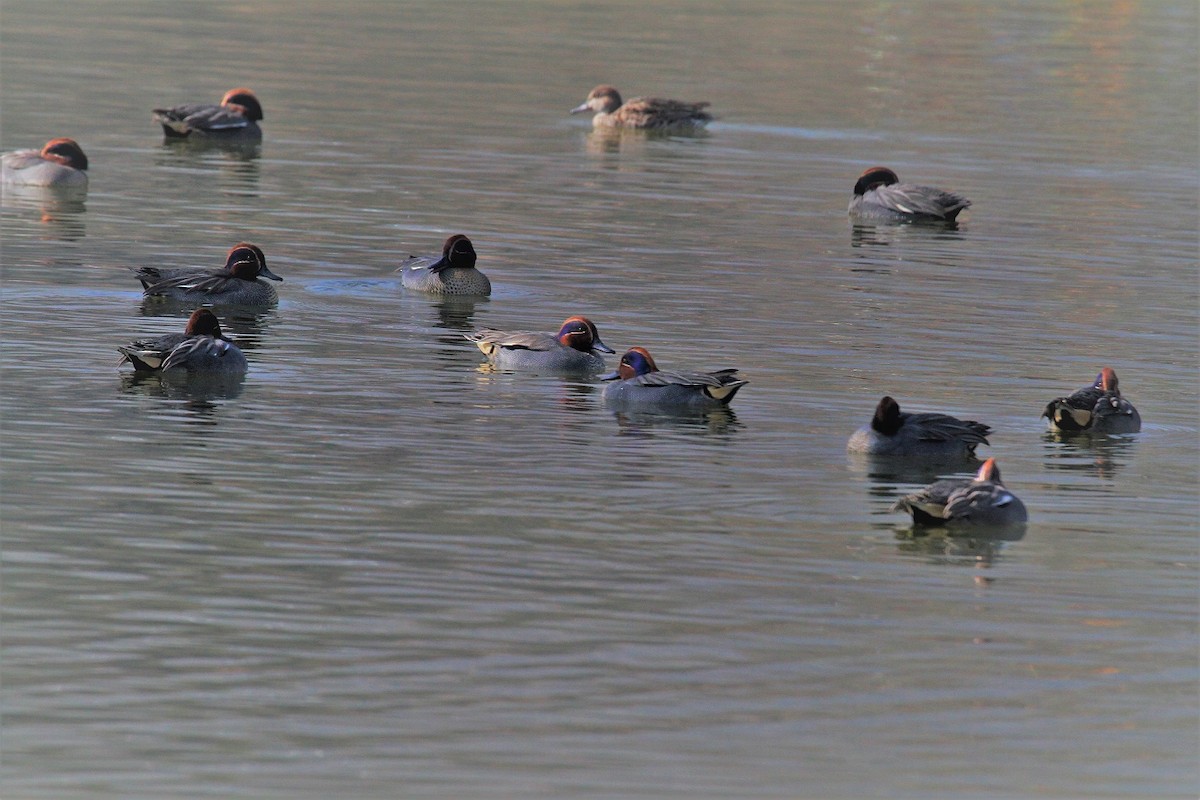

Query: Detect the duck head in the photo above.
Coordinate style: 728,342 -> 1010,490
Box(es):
555,316 -> 614,355
572,85 -> 623,115
40,137 -> 88,171
601,347 -> 658,381
429,234 -> 477,273
853,166 -> 899,196
974,457 -> 1003,484
870,395 -> 904,435
1094,366 -> 1120,394
221,88 -> 264,122
184,307 -> 225,338
225,242 -> 281,281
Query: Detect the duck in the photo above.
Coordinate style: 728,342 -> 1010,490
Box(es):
848,166 -> 970,223
397,234 -> 491,296
134,242 -> 282,306
1042,367 -> 1141,434
571,85 -> 712,130
118,308 -> 247,373
1,138 -> 89,187
465,316 -> 614,373
152,88 -> 264,140
848,396 -> 991,459
891,458 -> 1028,526
601,347 -> 747,410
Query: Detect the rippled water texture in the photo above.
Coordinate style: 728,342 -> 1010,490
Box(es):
2,2 -> 1198,798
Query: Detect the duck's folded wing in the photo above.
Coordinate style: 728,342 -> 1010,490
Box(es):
154,103 -> 250,133
875,184 -> 970,216
117,333 -> 186,369
631,368 -> 739,389
2,150 -> 43,169
890,478 -> 965,518
906,412 -> 991,444
396,254 -> 436,273
466,330 -> 555,352
619,97 -> 712,127
143,271 -> 236,296
943,481 -> 1017,521
161,336 -> 234,370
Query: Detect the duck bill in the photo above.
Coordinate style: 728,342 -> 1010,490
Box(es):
592,338 -> 616,355
426,255 -> 450,274
599,369 -> 621,381
570,102 -> 590,115
259,265 -> 284,282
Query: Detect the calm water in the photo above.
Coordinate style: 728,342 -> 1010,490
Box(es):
2,2 -> 1198,798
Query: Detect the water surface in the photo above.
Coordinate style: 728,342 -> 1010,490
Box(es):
2,2 -> 1197,798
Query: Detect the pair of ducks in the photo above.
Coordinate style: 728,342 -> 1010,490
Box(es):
117,243 -> 280,375
571,85 -> 970,223
0,89 -> 264,188
3,85 -> 971,225
849,372 -> 1142,527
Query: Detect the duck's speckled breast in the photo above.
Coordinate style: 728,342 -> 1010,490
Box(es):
402,266 -> 491,296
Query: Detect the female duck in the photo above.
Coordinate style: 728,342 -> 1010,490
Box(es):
134,242 -> 282,306
892,458 -> 1028,526
398,234 -> 491,296
466,316 -> 614,373
571,85 -> 712,130
1042,367 -> 1141,433
848,166 -> 970,223
2,138 -> 89,187
152,88 -> 264,140
601,347 -> 747,410
848,396 -> 991,459
118,308 -> 247,374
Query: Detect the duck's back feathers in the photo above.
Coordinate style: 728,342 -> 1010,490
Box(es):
903,412 -> 992,445
613,97 -> 713,129
159,335 -> 246,372
466,329 -> 558,355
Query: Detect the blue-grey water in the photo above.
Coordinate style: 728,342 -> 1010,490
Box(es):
2,2 -> 1197,798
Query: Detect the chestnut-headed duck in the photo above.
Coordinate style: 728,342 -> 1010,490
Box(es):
118,308 -> 247,373
891,458 -> 1028,526
134,242 -> 281,306
1042,367 -> 1141,434
601,347 -> 746,410
152,88 -> 264,140
2,138 -> 89,187
397,234 -> 491,296
466,316 -> 614,373
848,396 -> 991,459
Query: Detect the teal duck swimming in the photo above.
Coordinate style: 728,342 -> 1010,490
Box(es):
1,138 -> 88,187
849,167 -> 970,223
1042,367 -> 1141,434
466,316 -> 614,373
134,242 -> 281,306
601,347 -> 746,410
848,396 -> 991,459
118,308 -> 247,373
571,85 -> 711,130
398,234 -> 491,296
153,88 -> 264,140
892,458 -> 1028,526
